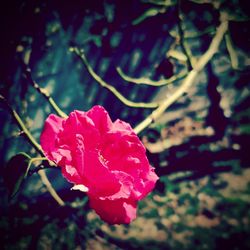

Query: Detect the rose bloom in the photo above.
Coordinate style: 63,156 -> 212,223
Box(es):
40,106 -> 158,224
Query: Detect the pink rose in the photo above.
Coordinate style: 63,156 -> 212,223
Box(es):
40,105 -> 158,224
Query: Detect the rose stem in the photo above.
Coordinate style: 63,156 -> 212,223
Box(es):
0,95 -> 65,206
24,67 -> 68,118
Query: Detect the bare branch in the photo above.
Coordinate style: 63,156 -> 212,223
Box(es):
0,95 -> 43,155
24,68 -> 68,118
225,31 -> 239,70
116,67 -> 187,86
0,95 -> 65,206
72,47 -> 160,109
38,170 -> 65,206
134,20 -> 228,134
177,0 -> 193,70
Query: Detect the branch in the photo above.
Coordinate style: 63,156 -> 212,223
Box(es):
26,157 -> 58,177
177,0 -> 193,70
141,0 -> 177,7
72,47 -> 159,109
38,170 -> 65,206
24,68 -> 68,118
134,20 -> 228,134
225,31 -> 239,70
0,95 -> 65,206
116,67 -> 187,86
25,157 -> 47,178
194,20 -> 228,71
0,95 -> 43,155
169,25 -> 216,39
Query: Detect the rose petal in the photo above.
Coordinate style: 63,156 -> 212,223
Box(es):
112,119 -> 135,136
82,151 -> 121,198
86,105 -> 113,134
59,110 -> 100,150
40,114 -> 65,163
137,168 -> 159,200
41,106 -> 159,225
60,164 -> 81,184
100,130 -> 158,199
107,171 -> 134,200
89,198 -> 137,224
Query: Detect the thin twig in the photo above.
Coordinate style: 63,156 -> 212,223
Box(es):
134,20 -> 228,134
38,170 -> 65,206
72,47 -> 160,109
169,25 -> 216,39
0,95 -> 65,206
141,0 -> 177,7
225,31 -> 239,70
116,67 -> 187,86
25,157 -> 48,177
177,0 -> 193,70
28,164 -> 51,175
26,157 -> 58,177
24,68 -> 68,118
183,26 -> 216,39
0,95 -> 43,155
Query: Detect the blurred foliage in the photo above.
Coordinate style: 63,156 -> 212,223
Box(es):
1,0 -> 250,249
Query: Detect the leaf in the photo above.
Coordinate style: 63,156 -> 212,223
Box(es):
3,152 -> 31,198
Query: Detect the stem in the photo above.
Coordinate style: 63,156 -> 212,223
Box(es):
116,67 -> 187,86
183,26 -> 216,39
0,95 -> 65,206
194,20 -> 228,71
25,157 -> 48,178
25,68 -> 68,118
31,157 -> 48,161
38,170 -> 65,206
0,95 -> 43,154
177,0 -> 193,70
14,111 -> 43,153
134,20 -> 228,134
225,31 -> 239,70
26,157 -> 57,176
141,0 -> 177,7
72,47 -> 160,109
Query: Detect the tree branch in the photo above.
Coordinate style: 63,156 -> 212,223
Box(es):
24,68 -> 68,118
0,95 -> 43,155
177,0 -> 193,70
225,31 -> 239,70
72,47 -> 160,109
0,95 -> 65,206
38,170 -> 65,206
134,20 -> 228,134
116,67 -> 187,86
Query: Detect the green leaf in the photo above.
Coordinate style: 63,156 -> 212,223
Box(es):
3,152 -> 31,198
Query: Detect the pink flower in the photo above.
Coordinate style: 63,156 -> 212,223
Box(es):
40,105 -> 158,224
